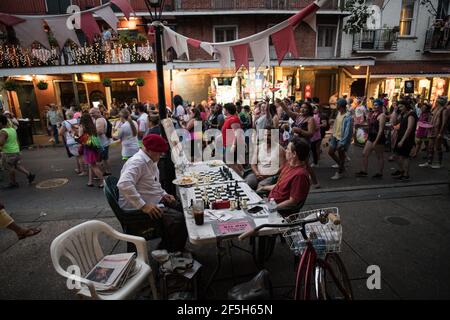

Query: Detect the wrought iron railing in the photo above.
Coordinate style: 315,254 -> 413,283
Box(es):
174,0 -> 340,11
424,27 -> 450,51
0,41 -> 154,69
352,28 -> 399,52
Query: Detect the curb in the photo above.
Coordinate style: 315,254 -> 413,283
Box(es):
311,180 -> 449,194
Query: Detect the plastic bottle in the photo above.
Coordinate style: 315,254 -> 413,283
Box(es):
268,198 -> 279,223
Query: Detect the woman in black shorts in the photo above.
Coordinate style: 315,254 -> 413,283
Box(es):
391,98 -> 418,181
355,99 -> 386,178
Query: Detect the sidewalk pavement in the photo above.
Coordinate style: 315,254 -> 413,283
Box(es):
0,144 -> 449,299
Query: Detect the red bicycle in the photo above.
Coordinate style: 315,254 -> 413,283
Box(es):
239,207 -> 353,300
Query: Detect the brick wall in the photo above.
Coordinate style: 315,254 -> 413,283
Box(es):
175,15 -> 316,60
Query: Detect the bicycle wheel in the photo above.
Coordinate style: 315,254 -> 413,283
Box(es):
320,253 -> 353,300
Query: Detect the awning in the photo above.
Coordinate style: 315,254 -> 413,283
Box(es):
344,60 -> 450,79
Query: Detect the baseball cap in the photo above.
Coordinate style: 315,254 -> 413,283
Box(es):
336,98 -> 347,107
142,134 -> 168,153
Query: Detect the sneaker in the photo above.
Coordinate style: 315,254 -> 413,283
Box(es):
27,173 -> 36,184
391,170 -> 403,177
399,175 -> 410,182
431,164 -> 442,169
372,173 -> 383,179
355,171 -> 368,177
310,163 -> 319,168
312,183 -> 321,189
331,172 -> 344,180
331,164 -> 339,169
5,182 -> 19,189
418,162 -> 431,168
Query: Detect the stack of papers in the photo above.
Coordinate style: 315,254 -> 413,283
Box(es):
86,253 -> 139,292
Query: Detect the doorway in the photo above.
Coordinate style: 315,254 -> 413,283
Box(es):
350,79 -> 366,97
314,74 -> 333,105
15,81 -> 41,133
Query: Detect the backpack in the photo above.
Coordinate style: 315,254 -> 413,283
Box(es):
105,119 -> 113,139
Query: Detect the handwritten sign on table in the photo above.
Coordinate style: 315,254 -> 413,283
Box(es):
212,218 -> 255,237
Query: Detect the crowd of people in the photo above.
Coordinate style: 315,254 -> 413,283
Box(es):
1,92 -> 449,245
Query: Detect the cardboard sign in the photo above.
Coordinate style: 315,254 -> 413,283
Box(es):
212,218 -> 255,237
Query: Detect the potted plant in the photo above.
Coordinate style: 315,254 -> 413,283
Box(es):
3,80 -> 18,92
37,80 -> 48,90
102,78 -> 112,87
135,78 -> 145,87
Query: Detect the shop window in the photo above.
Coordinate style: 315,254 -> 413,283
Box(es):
399,0 -> 416,36
317,25 -> 336,58
110,80 -> 138,105
46,0 -> 71,14
213,26 -> 238,43
58,82 -> 88,108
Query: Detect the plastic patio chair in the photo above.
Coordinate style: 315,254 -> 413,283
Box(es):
50,220 -> 158,300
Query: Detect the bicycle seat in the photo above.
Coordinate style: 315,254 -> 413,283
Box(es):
227,269 -> 272,300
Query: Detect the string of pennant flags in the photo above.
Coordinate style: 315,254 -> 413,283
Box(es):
0,0 -> 328,71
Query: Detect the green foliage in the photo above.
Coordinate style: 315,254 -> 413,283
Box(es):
102,78 -> 112,87
3,80 -> 18,91
135,78 -> 145,86
343,0 -> 371,34
37,80 -> 48,90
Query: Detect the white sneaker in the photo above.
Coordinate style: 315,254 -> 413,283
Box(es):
310,163 -> 319,168
331,172 -> 344,180
331,164 -> 339,169
346,156 -> 351,162
418,162 -> 431,168
431,164 -> 442,169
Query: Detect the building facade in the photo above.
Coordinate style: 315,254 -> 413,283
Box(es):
340,0 -> 450,103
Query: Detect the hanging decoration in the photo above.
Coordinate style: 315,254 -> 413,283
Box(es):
0,0 -> 135,49
161,0 -> 327,70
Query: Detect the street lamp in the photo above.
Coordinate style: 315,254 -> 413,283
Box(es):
144,0 -> 176,195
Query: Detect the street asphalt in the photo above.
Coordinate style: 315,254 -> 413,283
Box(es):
0,142 -> 449,300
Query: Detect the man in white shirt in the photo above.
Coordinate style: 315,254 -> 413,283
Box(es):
117,134 -> 187,252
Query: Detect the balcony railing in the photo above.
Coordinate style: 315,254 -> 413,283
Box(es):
0,41 -> 154,69
352,28 -> 399,52
424,27 -> 450,52
174,0 -> 340,11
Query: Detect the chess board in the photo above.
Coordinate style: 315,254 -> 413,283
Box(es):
194,166 -> 237,185
194,183 -> 250,203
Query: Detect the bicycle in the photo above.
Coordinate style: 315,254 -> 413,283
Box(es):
238,207 -> 353,300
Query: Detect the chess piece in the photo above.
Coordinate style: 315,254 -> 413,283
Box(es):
230,200 -> 236,210
242,199 -> 248,210
236,197 -> 241,210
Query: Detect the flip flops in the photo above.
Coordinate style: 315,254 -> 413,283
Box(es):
18,228 -> 41,240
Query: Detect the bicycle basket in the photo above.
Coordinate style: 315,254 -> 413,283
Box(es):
282,207 -> 342,256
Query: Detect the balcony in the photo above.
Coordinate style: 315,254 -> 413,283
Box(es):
0,41 -> 154,70
352,28 -> 399,53
173,0 -> 340,11
424,27 -> 450,52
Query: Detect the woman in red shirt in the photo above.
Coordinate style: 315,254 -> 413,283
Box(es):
258,136 -> 311,210
222,103 -> 244,175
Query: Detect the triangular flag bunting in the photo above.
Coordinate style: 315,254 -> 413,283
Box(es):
176,35 -> 189,60
200,42 -> 214,56
0,13 -> 25,26
288,2 -> 320,27
187,38 -> 201,48
163,27 -> 178,52
231,43 -> 249,71
304,13 -> 317,32
45,17 -> 81,48
213,45 -> 231,68
81,12 -> 101,43
271,25 -> 298,65
111,0 -> 134,20
95,6 -> 119,31
249,37 -> 270,70
13,19 -> 50,48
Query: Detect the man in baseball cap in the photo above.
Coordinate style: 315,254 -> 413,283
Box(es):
117,133 -> 187,252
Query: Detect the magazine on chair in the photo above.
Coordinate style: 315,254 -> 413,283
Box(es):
86,252 -> 137,291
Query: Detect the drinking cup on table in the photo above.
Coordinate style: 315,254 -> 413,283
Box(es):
193,200 -> 204,225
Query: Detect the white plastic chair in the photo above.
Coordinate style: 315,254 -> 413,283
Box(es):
50,220 -> 158,300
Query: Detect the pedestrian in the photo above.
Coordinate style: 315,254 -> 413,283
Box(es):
419,96 -> 448,169
46,104 -> 63,144
146,114 -> 161,136
0,114 -> 35,188
355,99 -> 386,178
222,103 -> 244,176
114,109 -> 139,161
328,98 -> 353,180
411,103 -> 432,158
172,95 -> 186,129
59,110 -> 86,176
391,98 -> 418,181
0,200 -> 41,240
78,113 -> 104,188
117,134 -> 187,252
90,107 -> 112,176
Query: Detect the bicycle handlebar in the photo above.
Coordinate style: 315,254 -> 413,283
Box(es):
238,211 -> 340,241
